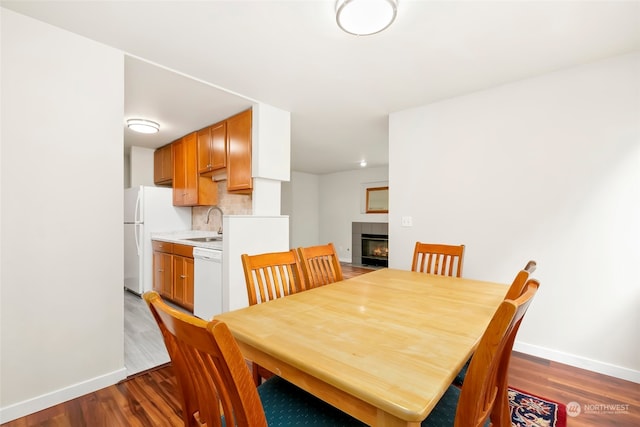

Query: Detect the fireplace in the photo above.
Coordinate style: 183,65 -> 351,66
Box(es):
361,234 -> 389,267
352,222 -> 389,267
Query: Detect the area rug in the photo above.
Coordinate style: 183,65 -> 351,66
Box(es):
509,387 -> 567,427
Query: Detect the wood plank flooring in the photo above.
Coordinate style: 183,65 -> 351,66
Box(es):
123,290 -> 169,376
508,352 -> 639,426
3,265 -> 638,426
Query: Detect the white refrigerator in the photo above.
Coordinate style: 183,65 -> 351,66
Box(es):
124,186 -> 191,295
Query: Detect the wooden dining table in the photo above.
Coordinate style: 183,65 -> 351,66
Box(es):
215,268 -> 508,427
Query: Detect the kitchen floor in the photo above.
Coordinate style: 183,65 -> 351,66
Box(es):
123,290 -> 169,376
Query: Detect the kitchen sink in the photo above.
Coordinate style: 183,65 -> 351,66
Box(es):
185,236 -> 222,242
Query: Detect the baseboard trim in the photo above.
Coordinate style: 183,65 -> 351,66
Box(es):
514,341 -> 639,384
0,367 -> 127,424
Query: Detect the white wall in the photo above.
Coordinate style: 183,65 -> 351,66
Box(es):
389,52 -> 640,382
129,146 -> 155,188
283,171 -> 321,249
223,216 -> 289,311
320,167 -> 389,262
252,103 -> 291,182
1,10 -> 126,422
124,152 -> 131,188
251,103 -> 291,216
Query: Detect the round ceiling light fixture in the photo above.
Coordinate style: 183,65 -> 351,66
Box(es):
336,0 -> 398,36
127,118 -> 160,134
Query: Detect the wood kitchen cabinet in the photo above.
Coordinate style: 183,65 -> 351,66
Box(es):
153,144 -> 173,186
226,109 -> 253,193
152,242 -> 173,299
172,254 -> 194,312
152,241 -> 173,299
173,132 -> 217,206
152,241 -> 194,312
197,121 -> 227,175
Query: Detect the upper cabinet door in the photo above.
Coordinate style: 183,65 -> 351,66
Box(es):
198,121 -> 227,175
210,121 -> 227,171
197,127 -> 212,174
173,133 -> 199,206
226,109 -> 253,193
172,138 -> 187,205
154,144 -> 173,185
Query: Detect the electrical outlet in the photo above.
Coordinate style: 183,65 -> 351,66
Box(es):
401,216 -> 413,227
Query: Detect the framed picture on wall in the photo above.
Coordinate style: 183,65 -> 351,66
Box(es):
366,186 -> 389,213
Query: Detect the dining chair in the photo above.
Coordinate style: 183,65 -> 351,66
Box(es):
241,249 -> 306,385
453,260 -> 538,387
297,242 -> 343,288
492,275 -> 540,426
422,278 -> 539,426
241,249 -> 306,306
505,260 -> 537,300
143,291 -> 366,427
411,242 -> 465,277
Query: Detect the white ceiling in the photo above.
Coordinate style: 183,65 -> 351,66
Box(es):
3,1 -> 639,174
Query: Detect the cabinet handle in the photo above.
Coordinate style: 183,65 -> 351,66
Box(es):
158,269 -> 164,273
180,275 -> 187,279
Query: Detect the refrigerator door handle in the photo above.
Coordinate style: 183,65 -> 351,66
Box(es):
134,189 -> 143,255
134,223 -> 142,256
134,189 -> 142,223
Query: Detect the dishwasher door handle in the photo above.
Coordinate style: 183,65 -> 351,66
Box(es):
196,255 -> 222,262
192,247 -> 222,262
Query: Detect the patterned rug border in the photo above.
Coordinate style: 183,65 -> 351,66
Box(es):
509,386 -> 567,427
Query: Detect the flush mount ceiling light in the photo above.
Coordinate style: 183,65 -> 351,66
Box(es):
336,0 -> 398,36
127,118 -> 160,134
360,159 -> 367,167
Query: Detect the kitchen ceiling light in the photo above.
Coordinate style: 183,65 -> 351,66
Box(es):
336,0 -> 398,36
360,160 -> 367,167
127,118 -> 160,134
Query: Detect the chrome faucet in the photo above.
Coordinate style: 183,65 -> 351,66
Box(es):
205,206 -> 224,235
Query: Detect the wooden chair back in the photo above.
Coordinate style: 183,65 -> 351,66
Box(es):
297,243 -> 343,288
241,250 -> 306,306
453,260 -> 539,388
504,260 -> 537,300
143,291 -> 267,427
455,279 -> 539,427
524,260 -> 537,274
411,242 -> 465,277
492,276 -> 540,425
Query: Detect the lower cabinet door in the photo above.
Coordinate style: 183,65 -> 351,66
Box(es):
153,251 -> 173,300
173,255 -> 194,312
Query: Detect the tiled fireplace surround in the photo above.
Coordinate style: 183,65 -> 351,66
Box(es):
352,222 -> 389,267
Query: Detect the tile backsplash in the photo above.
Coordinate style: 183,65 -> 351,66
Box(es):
192,180 -> 252,231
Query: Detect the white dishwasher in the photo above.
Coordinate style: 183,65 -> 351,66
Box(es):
193,246 -> 223,320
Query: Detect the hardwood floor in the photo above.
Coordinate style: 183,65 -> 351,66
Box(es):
508,352 -> 639,426
341,262 -> 379,279
3,265 -> 638,426
5,355 -> 637,427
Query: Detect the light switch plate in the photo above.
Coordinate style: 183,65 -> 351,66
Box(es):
401,216 -> 413,227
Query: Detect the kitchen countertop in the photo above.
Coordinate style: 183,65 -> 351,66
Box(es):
151,230 -> 223,250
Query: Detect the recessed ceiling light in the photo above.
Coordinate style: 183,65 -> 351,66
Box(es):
360,160 -> 367,167
127,119 -> 160,134
336,0 -> 398,36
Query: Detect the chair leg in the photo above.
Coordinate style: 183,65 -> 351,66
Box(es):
252,362 -> 261,386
